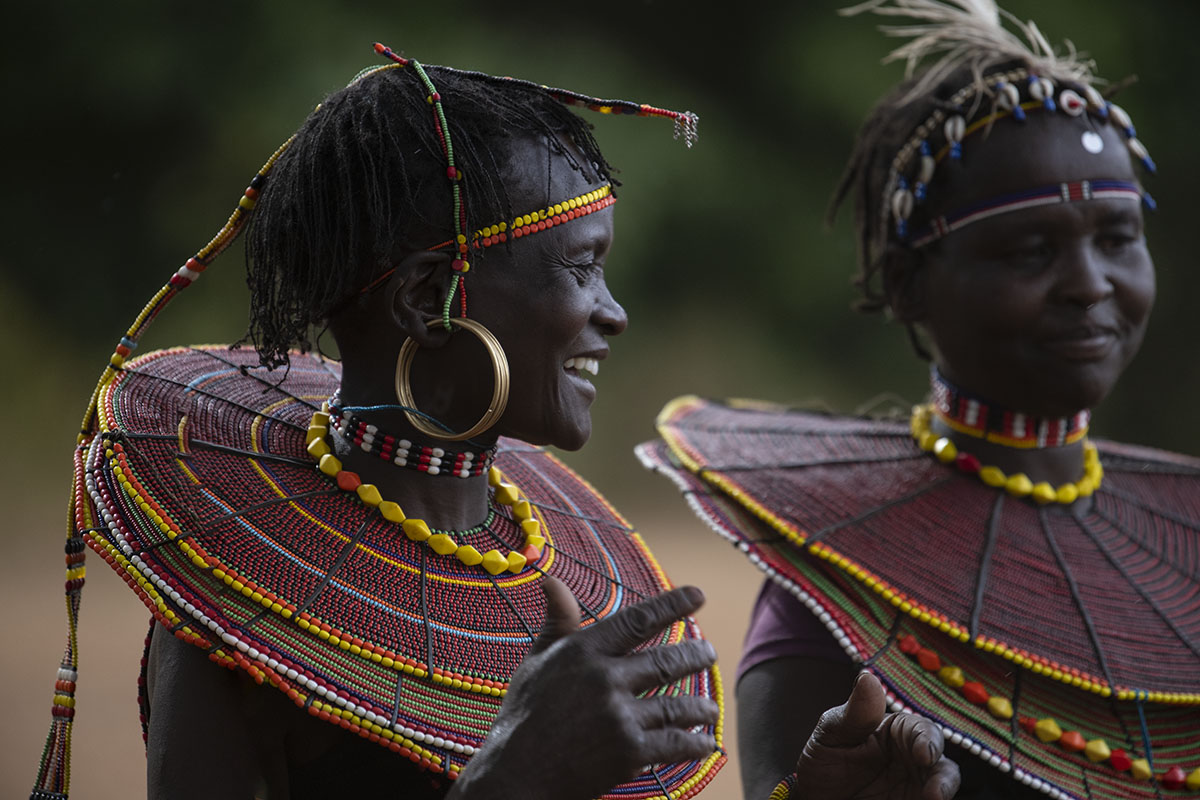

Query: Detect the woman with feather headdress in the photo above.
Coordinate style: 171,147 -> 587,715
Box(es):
640,2 -> 1197,798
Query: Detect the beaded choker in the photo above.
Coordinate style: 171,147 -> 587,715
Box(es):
306,409 -> 545,574
930,368 -> 1089,449
911,403 -> 1102,505
325,399 -> 496,478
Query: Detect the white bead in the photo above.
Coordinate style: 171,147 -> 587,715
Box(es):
399,439 -> 412,449
1029,76 -> 1053,101
918,154 -> 935,183
432,448 -> 445,457
1128,138 -> 1149,161
1083,84 -> 1105,108
891,188 -> 914,220
996,82 -> 1020,110
944,115 -> 966,143
429,457 -> 442,466
428,466 -> 440,475
365,424 -> 378,434
1109,103 -> 1132,130
433,737 -> 446,748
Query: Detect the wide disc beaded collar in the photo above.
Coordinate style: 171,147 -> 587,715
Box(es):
639,395 -> 1200,800
71,346 -> 724,797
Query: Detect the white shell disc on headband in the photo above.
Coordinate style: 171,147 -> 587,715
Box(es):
1081,131 -> 1105,154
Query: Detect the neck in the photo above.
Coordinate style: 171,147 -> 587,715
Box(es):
928,367 -> 1091,486
331,379 -> 494,530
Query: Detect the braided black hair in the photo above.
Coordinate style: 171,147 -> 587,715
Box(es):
242,64 -> 616,369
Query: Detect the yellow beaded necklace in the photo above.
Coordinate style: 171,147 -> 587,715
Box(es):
910,404 -> 1103,505
306,409 -> 546,574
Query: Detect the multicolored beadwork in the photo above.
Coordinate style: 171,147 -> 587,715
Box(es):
307,408 -> 543,574
326,400 -> 496,478
885,66 -> 1156,245
930,367 -> 1090,449
911,403 -> 1102,504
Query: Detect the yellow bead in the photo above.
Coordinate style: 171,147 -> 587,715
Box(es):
932,438 -> 957,462
979,466 -> 1007,487
1130,759 -> 1152,781
318,453 -> 342,476
520,519 -> 541,538
379,501 -> 405,523
305,425 -> 326,445
487,467 -> 503,487
1076,476 -> 1096,497
356,483 -> 383,506
456,545 -> 483,566
525,534 -> 546,551
307,438 -> 330,458
938,666 -> 965,688
1055,483 -> 1079,504
428,534 -> 458,555
1084,738 -> 1111,763
482,549 -> 509,575
1004,473 -> 1033,496
494,483 -> 519,506
506,551 -> 527,573
1034,717 -> 1062,742
311,411 -> 330,426
1030,482 -> 1056,504
1186,767 -> 1200,791
917,431 -> 938,451
986,696 -> 1013,720
513,500 -> 532,521
403,519 -> 431,542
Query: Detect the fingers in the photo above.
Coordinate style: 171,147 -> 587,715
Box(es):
527,576 -> 582,655
586,585 -> 707,655
632,726 -> 719,767
923,755 -> 962,800
619,639 -> 717,693
810,670 -> 887,749
886,708 -> 946,769
633,695 -> 720,731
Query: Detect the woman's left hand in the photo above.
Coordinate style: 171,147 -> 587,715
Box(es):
792,671 -> 961,800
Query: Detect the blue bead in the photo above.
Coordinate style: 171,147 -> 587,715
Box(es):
914,183 -> 927,202
1013,105 -> 1026,122
1142,192 -> 1157,211
950,142 -> 962,160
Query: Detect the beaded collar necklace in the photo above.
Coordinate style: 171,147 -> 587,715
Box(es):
930,367 -> 1089,449
306,408 -> 545,574
324,395 -> 496,479
910,403 -> 1102,505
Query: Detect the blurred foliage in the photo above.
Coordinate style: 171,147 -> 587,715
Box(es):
4,0 -> 1199,505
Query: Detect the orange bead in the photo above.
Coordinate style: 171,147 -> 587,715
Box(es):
1059,731 -> 1086,752
336,470 -> 362,491
961,682 -> 989,705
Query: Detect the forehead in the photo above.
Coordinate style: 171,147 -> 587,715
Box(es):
501,134 -> 606,211
929,114 -> 1140,215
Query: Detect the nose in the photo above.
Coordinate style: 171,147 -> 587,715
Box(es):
593,282 -> 628,337
1056,243 -> 1114,309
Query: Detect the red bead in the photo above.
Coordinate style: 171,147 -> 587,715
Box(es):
917,648 -> 942,672
1110,749 -> 1133,771
898,634 -> 921,655
955,452 -> 982,473
961,682 -> 989,705
1059,731 -> 1086,752
1162,766 -> 1187,790
520,544 -> 542,564
336,471 -> 361,491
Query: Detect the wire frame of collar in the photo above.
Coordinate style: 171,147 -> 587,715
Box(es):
884,66 -> 1155,246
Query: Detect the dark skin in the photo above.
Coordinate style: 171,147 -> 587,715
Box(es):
148,135 -> 960,799
739,115 -> 1154,798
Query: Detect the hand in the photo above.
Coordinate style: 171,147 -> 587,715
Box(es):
793,671 -> 960,800
447,576 -> 720,800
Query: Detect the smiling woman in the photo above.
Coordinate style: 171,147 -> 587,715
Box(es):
640,2 -> 1200,799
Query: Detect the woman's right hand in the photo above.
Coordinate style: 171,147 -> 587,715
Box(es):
447,576 -> 720,800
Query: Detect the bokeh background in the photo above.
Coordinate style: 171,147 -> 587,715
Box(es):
5,1 -> 1197,797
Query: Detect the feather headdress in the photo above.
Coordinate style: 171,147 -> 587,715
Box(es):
839,0 -> 1098,106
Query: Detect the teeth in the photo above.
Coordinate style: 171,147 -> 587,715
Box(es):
563,357 -> 600,376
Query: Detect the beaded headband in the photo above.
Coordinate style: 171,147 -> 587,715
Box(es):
842,1 -> 1156,251
369,43 -> 694,329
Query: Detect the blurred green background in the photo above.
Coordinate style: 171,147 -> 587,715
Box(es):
4,1 -> 1197,797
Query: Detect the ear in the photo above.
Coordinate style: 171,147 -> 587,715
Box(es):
880,243 -> 929,323
383,250 -> 456,347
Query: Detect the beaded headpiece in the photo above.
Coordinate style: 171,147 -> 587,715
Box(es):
841,0 -> 1155,251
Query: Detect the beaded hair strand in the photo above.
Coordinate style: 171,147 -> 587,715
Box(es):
828,0 -> 1151,332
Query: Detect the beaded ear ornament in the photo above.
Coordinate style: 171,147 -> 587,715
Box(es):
842,0 -> 1157,248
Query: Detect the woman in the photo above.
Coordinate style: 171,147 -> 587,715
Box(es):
641,2 -> 1199,799
30,44 -> 955,800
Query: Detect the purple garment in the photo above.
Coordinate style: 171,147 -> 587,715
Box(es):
736,579 -> 852,684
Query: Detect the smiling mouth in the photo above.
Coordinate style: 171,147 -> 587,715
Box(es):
563,357 -> 599,376
1042,327 -> 1119,361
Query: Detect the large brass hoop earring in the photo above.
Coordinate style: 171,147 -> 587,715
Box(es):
395,318 -> 510,441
